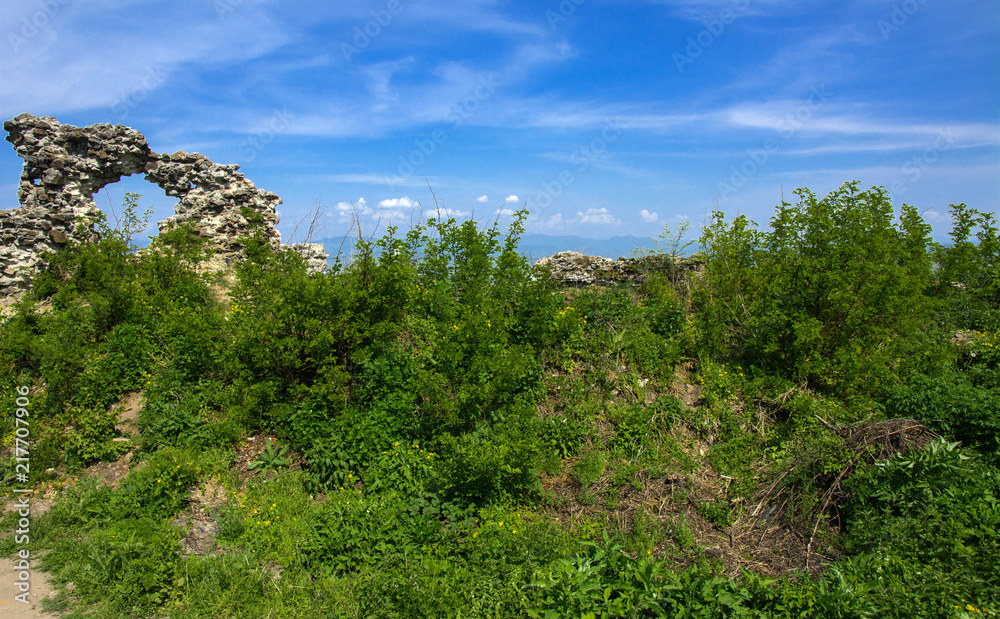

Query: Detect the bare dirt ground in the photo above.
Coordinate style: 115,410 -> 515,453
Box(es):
0,556 -> 61,619
1,491 -> 60,618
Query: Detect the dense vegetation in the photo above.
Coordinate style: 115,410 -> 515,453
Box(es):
1,181 -> 997,618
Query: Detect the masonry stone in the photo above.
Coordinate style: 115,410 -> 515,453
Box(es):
534,251 -> 704,287
1,113 -> 327,296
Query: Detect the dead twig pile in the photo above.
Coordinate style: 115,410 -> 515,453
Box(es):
735,417 -> 938,574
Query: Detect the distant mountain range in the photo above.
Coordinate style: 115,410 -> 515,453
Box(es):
516,234 -> 658,261
307,233 -> 667,267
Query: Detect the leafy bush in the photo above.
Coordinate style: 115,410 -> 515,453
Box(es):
140,378 -> 240,452
572,450 -> 606,489
932,202 -> 999,302
46,447 -> 205,531
536,414 -> 591,460
641,272 -> 687,338
608,399 -> 677,458
304,490 -> 418,576
694,181 -> 934,399
437,418 -> 543,507
884,371 -> 1000,456
842,440 -> 1000,617
364,441 -> 437,495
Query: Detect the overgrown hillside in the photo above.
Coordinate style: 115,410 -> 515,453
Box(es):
1,181 -> 998,618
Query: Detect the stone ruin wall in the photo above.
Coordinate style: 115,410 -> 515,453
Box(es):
0,113 -> 326,295
534,251 -> 704,287
1,114 -> 702,297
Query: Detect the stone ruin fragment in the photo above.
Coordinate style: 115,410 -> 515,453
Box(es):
534,251 -> 704,286
0,113 -> 326,296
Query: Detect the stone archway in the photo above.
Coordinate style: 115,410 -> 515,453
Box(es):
1,114 -> 322,295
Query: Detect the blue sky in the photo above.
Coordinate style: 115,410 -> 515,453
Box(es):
1,0 -> 997,245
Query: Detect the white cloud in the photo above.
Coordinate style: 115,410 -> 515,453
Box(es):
495,208 -> 515,216
546,213 -> 565,227
639,209 -> 659,223
574,208 -> 621,225
649,0 -> 791,20
333,197 -> 371,222
921,209 -> 944,222
436,207 -> 471,218
334,197 -> 367,212
326,173 -> 408,185
505,195 -> 519,203
378,196 -> 418,209
0,1 -> 289,118
477,195 -> 489,203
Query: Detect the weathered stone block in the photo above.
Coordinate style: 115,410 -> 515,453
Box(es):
1,113 -> 328,295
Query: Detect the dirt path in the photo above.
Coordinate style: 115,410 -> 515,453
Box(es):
0,557 -> 60,618
2,491 -> 61,618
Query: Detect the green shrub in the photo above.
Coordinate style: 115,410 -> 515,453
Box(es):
437,419 -> 542,507
608,399 -> 677,458
931,202 -> 999,302
140,379 -> 239,452
65,447 -> 205,525
364,441 -> 438,495
884,371 -> 1000,456
536,414 -> 591,460
841,440 -> 1000,617
304,490 -> 414,576
694,181 -> 934,399
641,272 -> 687,338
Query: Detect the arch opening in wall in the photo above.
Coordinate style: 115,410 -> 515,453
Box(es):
92,174 -> 180,249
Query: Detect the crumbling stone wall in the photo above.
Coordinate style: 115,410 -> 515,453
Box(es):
534,251 -> 704,286
1,113 -> 326,295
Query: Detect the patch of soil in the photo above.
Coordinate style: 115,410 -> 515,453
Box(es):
78,451 -> 134,490
0,557 -> 61,618
540,460 -> 745,573
670,361 -> 702,409
1,486 -> 62,617
172,479 -> 228,556
112,391 -> 144,437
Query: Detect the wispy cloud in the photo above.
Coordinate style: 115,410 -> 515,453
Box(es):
648,0 -> 796,20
